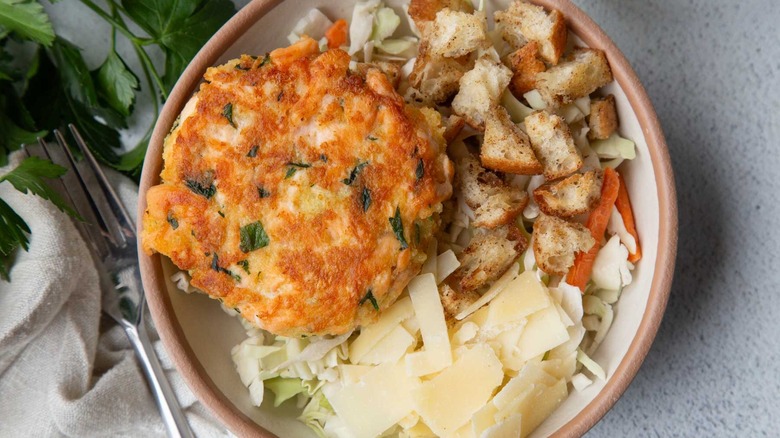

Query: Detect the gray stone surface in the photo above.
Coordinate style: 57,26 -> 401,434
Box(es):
577,0 -> 780,436
44,0 -> 780,436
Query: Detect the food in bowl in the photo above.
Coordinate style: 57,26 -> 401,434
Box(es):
142,40 -> 453,336
143,0 -> 645,436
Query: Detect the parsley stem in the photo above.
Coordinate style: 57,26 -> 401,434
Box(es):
78,0 -> 169,101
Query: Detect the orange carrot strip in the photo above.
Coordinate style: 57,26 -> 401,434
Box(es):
616,173 -> 642,263
325,19 -> 348,49
566,167 -> 620,291
269,36 -> 319,65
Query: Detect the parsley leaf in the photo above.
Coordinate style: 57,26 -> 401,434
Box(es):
361,187 -> 371,212
0,198 -> 30,281
0,156 -> 80,218
359,289 -> 379,311
96,50 -> 139,117
257,186 -> 270,198
122,0 -> 235,94
210,253 -> 240,281
0,0 -> 54,46
247,145 -> 258,157
239,221 -> 269,253
222,102 -> 236,128
389,206 -> 408,250
185,178 -> 216,199
237,259 -> 250,274
166,212 -> 178,229
342,161 -> 368,185
415,158 -> 424,180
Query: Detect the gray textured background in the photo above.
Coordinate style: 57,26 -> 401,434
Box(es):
47,0 -> 780,435
578,0 -> 780,436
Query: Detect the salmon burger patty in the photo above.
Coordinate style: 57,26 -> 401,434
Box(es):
142,39 -> 453,336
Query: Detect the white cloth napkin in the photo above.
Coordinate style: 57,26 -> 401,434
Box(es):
0,151 -> 231,437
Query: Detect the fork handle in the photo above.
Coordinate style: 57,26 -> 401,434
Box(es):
125,317 -> 195,438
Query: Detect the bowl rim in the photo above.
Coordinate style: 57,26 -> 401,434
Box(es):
137,1 -> 678,436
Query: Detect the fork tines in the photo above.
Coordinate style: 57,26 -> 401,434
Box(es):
28,125 -> 136,257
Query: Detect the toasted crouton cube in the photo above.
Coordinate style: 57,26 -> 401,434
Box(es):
439,283 -> 480,320
408,0 -> 474,32
408,38 -> 473,105
443,114 -> 467,144
587,94 -> 618,140
494,1 -> 568,65
533,170 -> 603,217
429,9 -> 489,58
532,214 -> 595,275
459,154 -> 529,228
453,225 -> 528,293
451,55 -> 513,129
536,48 -> 613,107
481,106 -> 543,175
525,110 -> 583,179
505,41 -> 546,98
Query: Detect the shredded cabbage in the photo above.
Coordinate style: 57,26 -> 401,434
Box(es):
577,349 -> 606,380
501,90 -> 534,122
591,235 -> 633,291
348,0 -> 381,55
265,377 -> 308,407
370,7 -> 401,41
288,9 -> 334,44
523,89 -> 547,110
591,132 -> 636,160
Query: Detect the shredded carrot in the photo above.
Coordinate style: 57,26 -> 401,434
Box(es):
325,19 -> 348,49
566,167 -> 620,291
269,36 -> 319,65
616,173 -> 642,263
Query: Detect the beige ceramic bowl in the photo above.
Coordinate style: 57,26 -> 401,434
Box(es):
137,1 -> 678,436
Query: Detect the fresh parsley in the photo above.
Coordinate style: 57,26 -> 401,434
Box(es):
0,157 -> 81,279
211,253 -> 240,282
359,289 -> 379,311
185,178 -> 216,199
166,212 -> 179,229
237,259 -> 250,274
247,145 -> 259,157
342,161 -> 368,185
415,158 -> 424,180
257,186 -> 270,198
239,221 -> 269,253
361,187 -> 371,212
0,0 -> 235,281
389,206 -> 408,250
222,102 -> 236,128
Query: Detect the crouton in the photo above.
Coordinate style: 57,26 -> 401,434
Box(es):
408,0 -> 474,32
532,214 -> 595,275
443,114 -> 466,144
481,106 -> 543,175
536,48 -> 613,107
451,55 -> 513,129
429,9 -> 489,58
459,154 -> 529,228
439,283 -> 480,320
354,61 -> 402,89
533,170 -> 603,217
505,42 -> 546,98
408,38 -> 473,105
587,94 -> 618,140
453,225 -> 528,293
494,1 -> 568,65
524,110 -> 583,179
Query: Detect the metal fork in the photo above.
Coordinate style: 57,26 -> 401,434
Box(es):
26,125 -> 194,438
